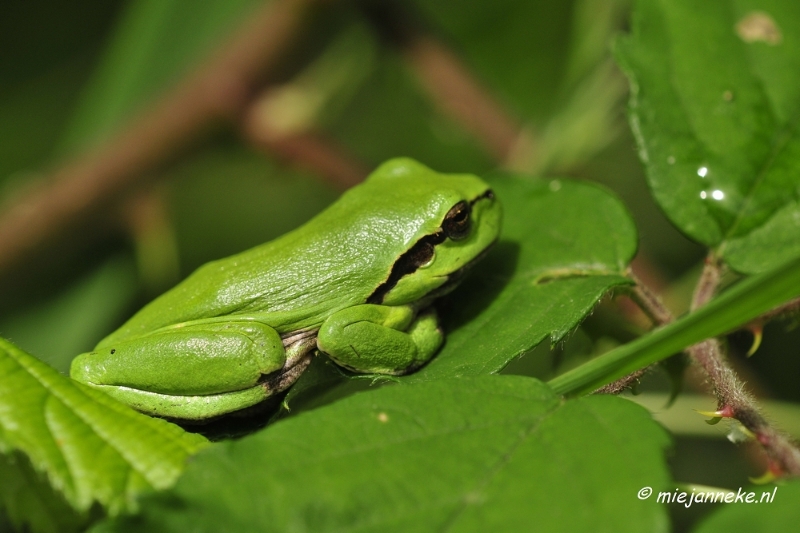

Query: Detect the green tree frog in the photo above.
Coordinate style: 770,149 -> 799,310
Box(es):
70,158 -> 501,420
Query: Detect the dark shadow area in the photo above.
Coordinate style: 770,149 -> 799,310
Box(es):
437,239 -> 520,333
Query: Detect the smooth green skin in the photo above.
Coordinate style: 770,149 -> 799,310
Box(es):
70,158 -> 501,420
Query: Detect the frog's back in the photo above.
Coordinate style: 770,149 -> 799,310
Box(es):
100,180 -> 443,343
99,158 -> 485,346
102,219 -> 397,344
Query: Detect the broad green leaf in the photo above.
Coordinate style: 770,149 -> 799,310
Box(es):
0,338 -> 208,529
407,175 -> 637,382
549,251 -> 800,395
99,376 -> 671,533
59,0 -> 263,152
693,481 -> 800,533
616,0 -> 800,274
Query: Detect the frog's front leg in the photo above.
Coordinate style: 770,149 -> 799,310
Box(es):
70,321 -> 315,420
317,304 -> 443,375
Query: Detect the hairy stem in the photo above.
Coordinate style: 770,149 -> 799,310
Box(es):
602,255 -> 800,475
626,270 -> 674,326
594,270 -> 674,393
686,257 -> 800,475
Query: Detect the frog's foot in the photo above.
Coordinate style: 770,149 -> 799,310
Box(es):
317,304 -> 443,375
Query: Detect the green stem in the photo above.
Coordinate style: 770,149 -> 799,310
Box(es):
548,253 -> 800,396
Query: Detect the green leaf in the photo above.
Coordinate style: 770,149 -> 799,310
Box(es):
549,251 -> 800,395
407,175 -> 637,382
693,481 -> 799,533
0,338 -> 208,529
99,376 -> 671,533
616,0 -> 800,273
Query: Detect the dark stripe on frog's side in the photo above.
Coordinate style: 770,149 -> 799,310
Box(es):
366,188 -> 495,305
367,229 -> 447,304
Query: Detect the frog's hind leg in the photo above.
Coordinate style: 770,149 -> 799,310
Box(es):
72,321 -> 288,397
88,354 -> 313,421
71,320 -> 319,420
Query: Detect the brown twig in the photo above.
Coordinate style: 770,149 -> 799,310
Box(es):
356,0 -> 524,162
403,36 -> 522,162
241,89 -> 369,189
0,0 -> 320,277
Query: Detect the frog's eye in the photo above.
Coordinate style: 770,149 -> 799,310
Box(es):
442,201 -> 471,240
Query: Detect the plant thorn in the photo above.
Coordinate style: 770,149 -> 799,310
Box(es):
746,323 -> 763,357
748,464 -> 781,485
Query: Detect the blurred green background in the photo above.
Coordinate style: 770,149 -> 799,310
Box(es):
0,1 -> 796,529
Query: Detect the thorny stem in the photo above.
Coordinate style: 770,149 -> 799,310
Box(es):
626,270 -> 674,326
687,257 -> 800,475
616,254 -> 800,476
691,254 -> 725,311
594,367 -> 649,395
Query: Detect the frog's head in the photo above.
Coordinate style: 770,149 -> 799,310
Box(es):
360,158 -> 502,307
